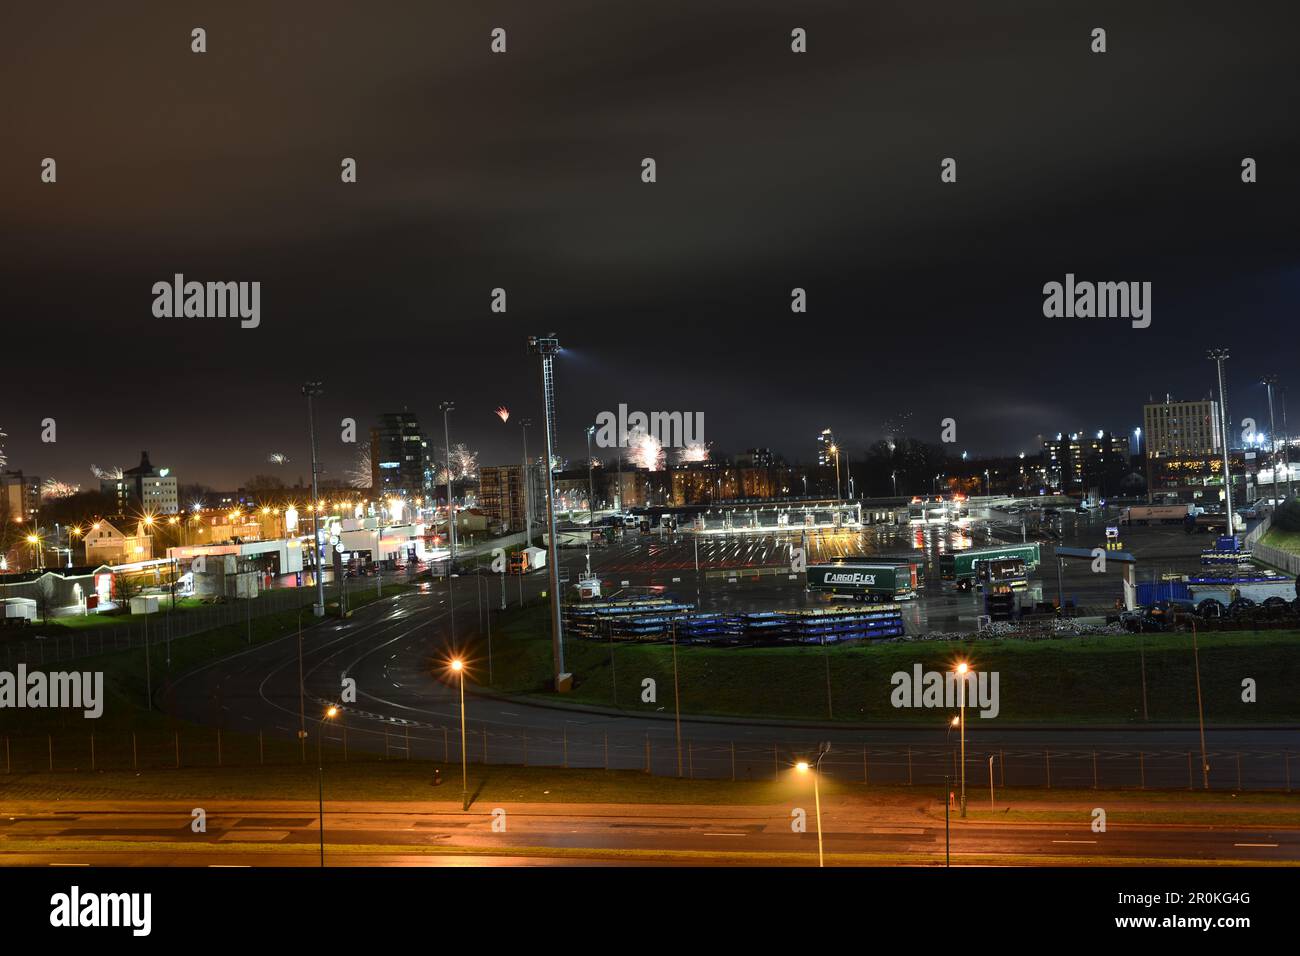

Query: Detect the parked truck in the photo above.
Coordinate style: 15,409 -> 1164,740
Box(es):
806,562 -> 918,602
939,543 -> 1041,590
1120,503 -> 1195,525
509,546 -> 547,574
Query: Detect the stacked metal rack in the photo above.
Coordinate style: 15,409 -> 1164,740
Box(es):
565,599 -> 906,646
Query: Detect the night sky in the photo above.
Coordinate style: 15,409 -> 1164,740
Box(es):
3,1 -> 1298,489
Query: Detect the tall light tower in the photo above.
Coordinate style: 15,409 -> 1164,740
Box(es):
586,424 -> 597,521
527,334 -> 568,691
440,401 -> 456,568
1283,386 -> 1294,499
1207,349 -> 1235,527
1263,376 -> 1280,504
302,382 -> 326,617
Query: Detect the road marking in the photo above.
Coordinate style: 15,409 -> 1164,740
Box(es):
701,832 -> 748,837
1051,840 -> 1097,844
1233,842 -> 1278,848
49,863 -> 89,866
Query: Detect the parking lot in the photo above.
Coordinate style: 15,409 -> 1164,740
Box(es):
553,505 -> 1230,634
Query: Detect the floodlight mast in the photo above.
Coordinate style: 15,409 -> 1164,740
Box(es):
528,334 -> 568,691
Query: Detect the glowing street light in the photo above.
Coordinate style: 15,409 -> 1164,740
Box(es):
795,743 -> 831,868
449,658 -> 469,810
955,661 -> 970,818
317,704 -> 339,866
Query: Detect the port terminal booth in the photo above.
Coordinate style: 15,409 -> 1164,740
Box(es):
1052,546 -> 1138,611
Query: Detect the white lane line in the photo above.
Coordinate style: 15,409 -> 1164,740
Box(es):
1233,843 -> 1278,848
49,863 -> 89,866
1050,840 -> 1097,844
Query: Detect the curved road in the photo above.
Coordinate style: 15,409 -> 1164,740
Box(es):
170,576 -> 1300,790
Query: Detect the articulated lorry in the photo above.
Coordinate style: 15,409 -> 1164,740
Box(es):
806,562 -> 919,601
939,543 -> 1041,590
1120,503 -> 1196,525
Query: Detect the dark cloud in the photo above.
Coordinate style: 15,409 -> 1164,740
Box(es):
1,1 -> 1297,487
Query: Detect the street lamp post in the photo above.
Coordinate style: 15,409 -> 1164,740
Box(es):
586,425 -> 597,522
1207,350 -> 1235,527
441,401 -> 456,568
1283,386 -> 1294,500
830,444 -> 841,503
317,705 -> 338,866
302,382 -> 326,617
796,743 -> 830,868
451,658 -> 468,809
520,419 -> 533,548
955,661 -> 969,817
1263,376 -> 1280,505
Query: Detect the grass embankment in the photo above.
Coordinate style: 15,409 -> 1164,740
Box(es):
1261,526 -> 1300,556
20,596 -> 212,634
482,605 -> 1300,724
0,585 -> 413,746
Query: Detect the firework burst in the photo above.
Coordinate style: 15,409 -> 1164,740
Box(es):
495,405 -> 510,423
628,431 -> 665,470
347,441 -> 373,489
41,478 -> 80,500
676,441 -> 710,465
267,452 -> 290,465
91,464 -> 123,480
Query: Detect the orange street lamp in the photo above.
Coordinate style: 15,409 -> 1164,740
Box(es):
795,743 -> 830,867
449,658 -> 468,808
954,661 -> 970,817
317,704 -> 339,866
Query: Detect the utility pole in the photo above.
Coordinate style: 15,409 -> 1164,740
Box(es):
441,401 -> 456,569
1283,386 -> 1293,500
1263,376 -> 1280,505
520,419 -> 533,549
1207,350 -> 1235,528
302,382 -> 326,617
587,424 -> 595,522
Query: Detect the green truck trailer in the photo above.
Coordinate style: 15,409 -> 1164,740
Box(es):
806,562 -> 919,601
939,543 -> 1041,589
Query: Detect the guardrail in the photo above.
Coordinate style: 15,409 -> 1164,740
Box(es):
1245,513 -> 1300,575
4,725 -> 1294,792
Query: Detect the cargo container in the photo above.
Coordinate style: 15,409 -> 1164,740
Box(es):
1120,503 -> 1194,525
805,562 -> 918,601
939,543 -> 1041,587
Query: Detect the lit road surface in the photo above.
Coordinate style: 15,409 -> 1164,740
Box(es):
165,578 -> 1300,791
1,800 -> 1297,866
